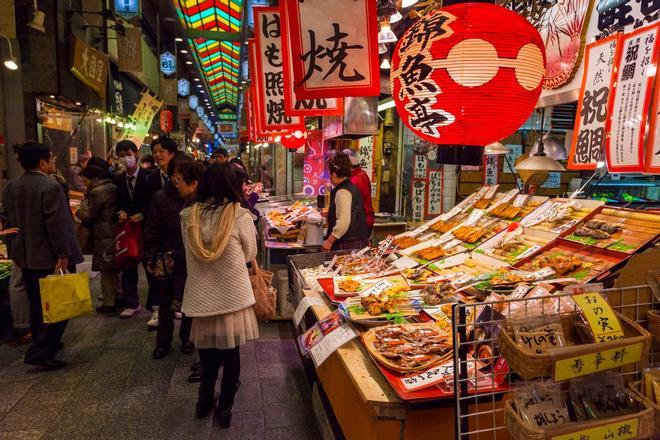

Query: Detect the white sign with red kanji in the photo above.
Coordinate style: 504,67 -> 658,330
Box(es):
254,8 -> 304,132
645,72 -> 660,173
605,23 -> 659,173
283,0 -> 380,99
568,34 -> 620,170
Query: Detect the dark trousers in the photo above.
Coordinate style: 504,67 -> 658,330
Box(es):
198,347 -> 240,404
22,266 -> 75,365
156,280 -> 192,349
120,265 -> 157,310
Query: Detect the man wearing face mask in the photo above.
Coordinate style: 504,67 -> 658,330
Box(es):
113,140 -> 157,319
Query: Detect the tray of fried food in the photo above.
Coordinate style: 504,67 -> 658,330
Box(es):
479,226 -> 552,264
452,225 -> 488,244
345,285 -> 416,320
429,213 -> 468,234
453,218 -> 508,246
402,266 -> 437,286
393,235 -> 421,250
473,197 -> 496,210
524,199 -> 604,233
362,323 -> 453,373
489,203 -> 523,220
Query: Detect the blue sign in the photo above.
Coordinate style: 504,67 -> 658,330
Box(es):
160,51 -> 176,76
196,107 -> 204,117
178,78 -> 190,97
115,0 -> 139,20
189,95 -> 199,110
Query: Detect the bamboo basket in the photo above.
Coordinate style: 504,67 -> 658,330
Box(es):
646,310 -> 660,351
498,312 -> 651,380
505,392 -> 655,440
629,380 -> 660,433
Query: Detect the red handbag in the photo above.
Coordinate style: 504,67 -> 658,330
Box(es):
114,222 -> 143,269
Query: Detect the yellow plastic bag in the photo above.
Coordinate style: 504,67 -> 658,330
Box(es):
40,271 -> 92,323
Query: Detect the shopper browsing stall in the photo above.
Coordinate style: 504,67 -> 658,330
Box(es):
321,153 -> 370,252
343,149 -> 375,235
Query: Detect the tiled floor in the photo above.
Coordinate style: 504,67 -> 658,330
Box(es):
0,277 -> 320,440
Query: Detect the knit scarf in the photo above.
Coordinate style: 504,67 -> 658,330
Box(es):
185,201 -> 238,262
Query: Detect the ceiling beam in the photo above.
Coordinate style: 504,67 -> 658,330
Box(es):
187,29 -> 242,41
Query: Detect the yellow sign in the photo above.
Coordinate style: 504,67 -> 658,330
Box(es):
553,342 -> 643,382
572,293 -> 624,342
70,36 -> 108,98
551,417 -> 638,440
118,91 -> 163,148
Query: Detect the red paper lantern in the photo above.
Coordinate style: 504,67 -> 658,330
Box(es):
280,130 -> 307,149
391,3 -> 546,146
159,110 -> 173,134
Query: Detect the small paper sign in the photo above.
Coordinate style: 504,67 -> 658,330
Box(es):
360,279 -> 394,298
309,323 -> 358,367
552,342 -> 644,382
484,185 -> 500,199
427,271 -> 466,283
551,219 -> 580,234
551,417 -> 638,440
392,256 -> 420,270
400,362 -> 454,391
442,239 -> 463,250
572,292 -> 624,342
510,284 -> 532,299
293,296 -> 324,327
488,189 -> 519,212
527,267 -> 556,280
513,194 -> 530,208
516,244 -> 542,261
451,274 -> 473,287
465,209 -> 485,227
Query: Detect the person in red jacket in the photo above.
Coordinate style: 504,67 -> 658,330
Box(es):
342,149 -> 375,234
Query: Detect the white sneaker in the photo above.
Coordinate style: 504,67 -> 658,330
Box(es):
120,305 -> 142,319
147,309 -> 159,328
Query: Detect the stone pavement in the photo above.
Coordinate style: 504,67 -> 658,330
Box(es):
0,280 -> 320,439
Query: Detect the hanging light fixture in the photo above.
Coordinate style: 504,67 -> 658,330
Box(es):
378,20 -> 397,44
377,0 -> 397,17
390,11 -> 402,23
27,0 -> 46,33
401,0 -> 419,7
379,43 -> 388,54
517,138 -> 566,171
380,56 -> 391,69
530,133 -> 567,160
0,33 -> 18,70
484,142 -> 508,155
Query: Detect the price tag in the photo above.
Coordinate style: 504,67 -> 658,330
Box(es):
326,255 -> 338,270
400,362 -> 454,391
419,232 -> 436,241
427,271 -> 466,283
442,238 -> 463,250
513,194 -> 530,208
360,279 -> 394,298
521,201 -> 553,227
488,189 -> 519,212
516,244 -> 542,261
439,206 -> 461,221
293,296 -> 324,327
433,254 -> 467,270
309,323 -> 358,367
484,184 -> 500,199
552,342 -> 643,382
527,285 -> 551,298
464,209 -> 485,227
355,246 -> 370,256
572,292 -> 624,342
295,222 -> 308,246
550,417 -> 638,440
551,219 -> 580,234
510,283 -> 532,299
451,274 -> 473,287
392,256 -> 420,270
527,267 -> 556,280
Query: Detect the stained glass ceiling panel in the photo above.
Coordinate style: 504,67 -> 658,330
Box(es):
174,0 -> 244,109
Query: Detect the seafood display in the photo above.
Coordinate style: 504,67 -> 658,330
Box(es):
363,324 -> 453,372
489,203 -> 522,220
393,236 -> 421,250
523,199 -> 602,234
452,225 -> 488,244
402,267 -> 436,285
420,283 -> 456,306
346,285 -> 414,319
479,226 -> 552,264
533,254 -> 585,275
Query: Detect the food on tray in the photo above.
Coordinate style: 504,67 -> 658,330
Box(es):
534,254 -> 584,275
430,219 -> 460,233
421,283 -> 455,305
453,225 -> 488,243
393,236 -> 421,250
490,203 -> 523,220
473,198 -> 492,209
363,324 -> 452,372
490,271 -> 525,286
414,245 -> 448,261
266,210 -> 289,227
574,226 -> 610,239
338,278 -> 361,293
359,286 -> 409,316
584,220 -> 620,234
402,267 -> 435,284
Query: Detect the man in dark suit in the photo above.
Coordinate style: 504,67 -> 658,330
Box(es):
2,142 -> 84,370
113,140 -> 156,319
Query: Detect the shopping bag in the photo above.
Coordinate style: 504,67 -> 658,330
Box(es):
40,271 -> 92,323
250,261 -> 277,321
114,222 -> 143,269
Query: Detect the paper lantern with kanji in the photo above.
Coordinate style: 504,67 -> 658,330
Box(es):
391,3 -> 546,146
159,110 -> 173,133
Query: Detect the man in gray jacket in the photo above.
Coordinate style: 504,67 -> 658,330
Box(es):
2,142 -> 84,370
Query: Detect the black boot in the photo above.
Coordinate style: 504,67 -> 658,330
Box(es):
215,381 -> 240,428
195,367 -> 217,418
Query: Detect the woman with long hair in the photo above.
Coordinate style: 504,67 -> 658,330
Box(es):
181,162 -> 259,427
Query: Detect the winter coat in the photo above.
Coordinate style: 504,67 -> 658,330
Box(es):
76,178 -> 118,271
143,182 -> 186,301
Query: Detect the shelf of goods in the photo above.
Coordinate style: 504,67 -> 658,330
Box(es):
287,185 -> 660,440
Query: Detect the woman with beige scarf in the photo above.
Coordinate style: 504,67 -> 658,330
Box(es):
180,163 -> 259,428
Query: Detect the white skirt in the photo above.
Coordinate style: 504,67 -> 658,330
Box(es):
190,307 -> 260,349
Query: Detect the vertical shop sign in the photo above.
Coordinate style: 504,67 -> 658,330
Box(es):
414,154 -> 428,179
160,51 -> 176,76
283,0 -> 380,99
253,8 -> 304,132
411,180 -> 426,222
189,95 -> 199,110
70,36 -> 108,98
303,131 -> 327,196
568,35 -> 621,170
279,4 -> 344,116
357,136 -> 375,181
484,154 -> 499,185
605,23 -> 659,173
118,91 -> 163,148
248,39 -> 286,139
178,78 -> 190,97
645,74 -> 660,173
504,144 -> 522,173
118,27 -> 142,73
427,169 -> 444,215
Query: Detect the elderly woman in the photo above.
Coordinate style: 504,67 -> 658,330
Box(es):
181,163 -> 259,427
321,152 -> 370,252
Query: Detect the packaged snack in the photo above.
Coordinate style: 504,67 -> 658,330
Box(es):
510,314 -> 566,355
642,367 -> 660,404
514,382 -> 570,429
570,372 -> 641,420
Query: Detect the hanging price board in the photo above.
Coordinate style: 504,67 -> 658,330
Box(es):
552,342 -> 644,382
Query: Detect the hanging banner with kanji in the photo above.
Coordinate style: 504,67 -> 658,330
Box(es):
70,36 -> 108,98
606,23 -> 659,173
303,131 -> 327,196
248,39 -> 283,142
283,0 -> 380,100
484,154 -> 499,185
645,72 -> 660,173
118,26 -> 142,73
411,180 -> 426,222
357,137 -> 375,182
253,8 -> 305,133
117,91 -> 163,148
568,34 -> 621,170
280,4 -> 344,117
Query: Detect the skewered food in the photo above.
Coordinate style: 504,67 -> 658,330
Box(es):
359,287 -> 408,316
473,198 -> 492,209
574,227 -> 610,239
534,254 -> 583,275
421,283 -> 455,305
393,236 -> 421,250
490,203 -> 523,219
430,220 -> 460,233
453,226 -> 488,243
490,271 -> 525,286
549,200 -> 582,223
403,267 -> 434,283
414,245 -> 447,261
338,278 -> 361,293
